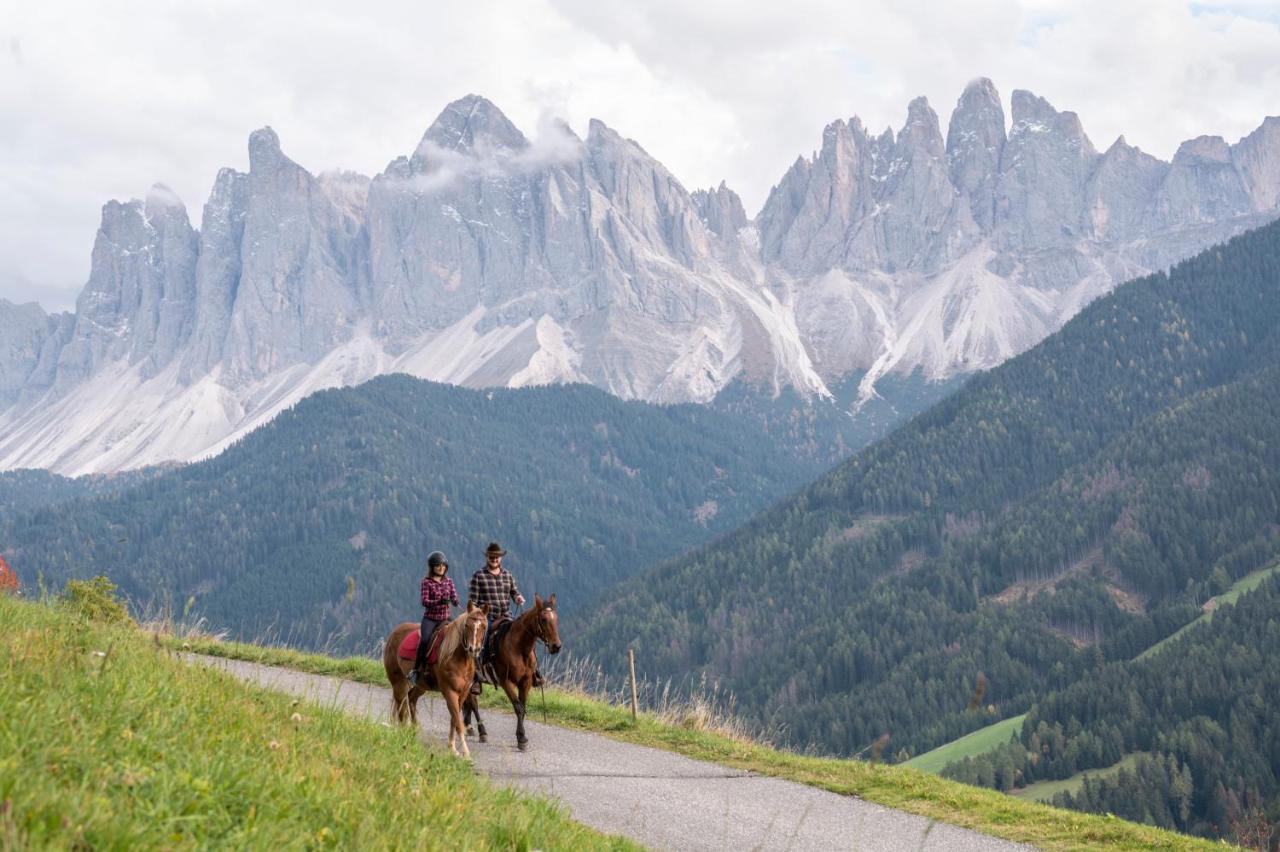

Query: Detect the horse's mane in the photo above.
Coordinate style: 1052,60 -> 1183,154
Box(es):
436,610 -> 471,661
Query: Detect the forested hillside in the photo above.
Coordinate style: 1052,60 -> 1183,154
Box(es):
943,570 -> 1280,840
0,468 -> 155,517
578,219 -> 1280,841
0,379 -> 830,651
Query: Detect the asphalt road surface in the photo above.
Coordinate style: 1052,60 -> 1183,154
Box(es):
195,655 -> 1034,851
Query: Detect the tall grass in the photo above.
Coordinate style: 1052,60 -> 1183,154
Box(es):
0,593 -> 634,850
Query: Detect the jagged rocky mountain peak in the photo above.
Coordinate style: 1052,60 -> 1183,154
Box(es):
898,96 -> 945,155
692,181 -> 748,239
144,182 -> 188,218
421,94 -> 528,154
5,83 -> 1280,474
1174,134 -> 1232,164
247,126 -> 284,168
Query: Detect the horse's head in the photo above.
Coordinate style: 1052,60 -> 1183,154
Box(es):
463,602 -> 487,656
533,594 -> 561,655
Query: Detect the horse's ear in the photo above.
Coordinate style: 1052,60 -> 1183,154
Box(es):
467,601 -> 478,613
534,594 -> 544,609
547,593 -> 556,609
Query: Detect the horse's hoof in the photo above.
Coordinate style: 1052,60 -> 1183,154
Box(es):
465,726 -> 476,738
478,733 -> 488,743
517,740 -> 528,751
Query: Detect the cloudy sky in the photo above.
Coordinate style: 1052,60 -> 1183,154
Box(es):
4,0 -> 1279,311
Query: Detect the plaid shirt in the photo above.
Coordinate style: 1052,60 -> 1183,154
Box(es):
420,575 -> 459,622
468,567 -> 520,620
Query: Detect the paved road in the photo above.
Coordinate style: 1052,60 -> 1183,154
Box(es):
195,655 -> 1033,851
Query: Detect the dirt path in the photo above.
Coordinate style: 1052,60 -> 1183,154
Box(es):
194,655 -> 1033,851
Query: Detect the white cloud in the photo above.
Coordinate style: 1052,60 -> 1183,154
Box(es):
2,1 -> 1278,312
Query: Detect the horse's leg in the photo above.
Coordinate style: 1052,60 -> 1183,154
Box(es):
391,681 -> 407,724
501,678 -> 528,750
517,681 -> 532,750
409,686 -> 420,726
467,695 -> 487,743
443,689 -> 469,758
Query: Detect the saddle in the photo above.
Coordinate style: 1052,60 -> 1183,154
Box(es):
483,615 -> 513,663
397,624 -> 448,667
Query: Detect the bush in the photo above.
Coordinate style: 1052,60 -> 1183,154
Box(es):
60,575 -> 132,625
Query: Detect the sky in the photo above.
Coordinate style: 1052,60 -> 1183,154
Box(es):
3,0 -> 1279,312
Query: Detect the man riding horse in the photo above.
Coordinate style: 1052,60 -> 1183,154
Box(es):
468,541 -> 544,693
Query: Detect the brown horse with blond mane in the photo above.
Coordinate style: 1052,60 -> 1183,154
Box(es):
383,602 -> 487,758
463,594 -> 561,750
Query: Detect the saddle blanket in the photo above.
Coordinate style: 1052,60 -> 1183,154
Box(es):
397,627 -> 447,665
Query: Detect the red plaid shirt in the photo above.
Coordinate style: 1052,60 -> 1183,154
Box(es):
420,575 -> 459,622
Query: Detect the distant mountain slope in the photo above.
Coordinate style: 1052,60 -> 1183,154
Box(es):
0,377 -> 830,650
2,83 -> 1278,474
578,219 -> 1280,766
0,468 -> 155,518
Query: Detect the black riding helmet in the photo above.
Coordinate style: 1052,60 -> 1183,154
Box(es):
427,550 -> 448,571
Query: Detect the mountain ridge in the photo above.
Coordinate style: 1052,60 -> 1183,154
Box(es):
3,81 -> 1279,474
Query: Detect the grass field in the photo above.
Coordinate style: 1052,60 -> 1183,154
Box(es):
901,714 -> 1027,774
169,632 -> 1222,850
1012,753 -> 1147,803
0,593 -> 633,850
1137,560 -> 1280,660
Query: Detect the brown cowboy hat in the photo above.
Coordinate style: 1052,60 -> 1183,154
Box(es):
485,542 -> 507,557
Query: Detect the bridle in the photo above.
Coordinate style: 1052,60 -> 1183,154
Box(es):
533,607 -> 562,655
463,611 -> 486,656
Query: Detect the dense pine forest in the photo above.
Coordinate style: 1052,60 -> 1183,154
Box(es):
578,221 -> 1280,841
944,572 -> 1280,839
0,468 -> 155,518
0,380 -> 833,650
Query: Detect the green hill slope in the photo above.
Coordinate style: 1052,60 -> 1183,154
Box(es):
1,379 -> 836,651
577,220 -> 1280,840
0,591 -> 630,850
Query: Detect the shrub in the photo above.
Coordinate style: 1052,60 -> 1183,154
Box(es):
0,555 -> 17,595
60,575 -> 132,625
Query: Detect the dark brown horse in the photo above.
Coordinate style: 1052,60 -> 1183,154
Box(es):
383,602 -> 487,758
464,594 -> 562,750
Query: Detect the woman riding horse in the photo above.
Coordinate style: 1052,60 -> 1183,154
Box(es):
383,603 -> 487,758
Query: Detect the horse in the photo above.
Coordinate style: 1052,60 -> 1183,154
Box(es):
383,602 -> 487,758
463,594 -> 561,751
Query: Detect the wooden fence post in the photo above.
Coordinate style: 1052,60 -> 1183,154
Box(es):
628,648 -> 638,722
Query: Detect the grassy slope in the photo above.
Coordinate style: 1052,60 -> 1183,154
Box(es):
175,635 -> 1221,851
1137,560 -> 1280,660
1012,753 -> 1147,804
0,596 -> 632,851
902,714 -> 1027,774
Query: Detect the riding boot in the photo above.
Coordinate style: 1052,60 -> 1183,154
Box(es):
470,672 -> 483,696
410,629 -> 430,688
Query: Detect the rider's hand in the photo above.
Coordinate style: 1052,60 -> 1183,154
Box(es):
515,595 -> 526,606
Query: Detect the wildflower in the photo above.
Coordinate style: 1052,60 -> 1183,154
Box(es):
268,740 -> 282,751
291,712 -> 303,723
91,650 -> 107,658
120,728 -> 134,741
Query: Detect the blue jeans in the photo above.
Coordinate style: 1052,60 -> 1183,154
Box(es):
413,616 -> 445,671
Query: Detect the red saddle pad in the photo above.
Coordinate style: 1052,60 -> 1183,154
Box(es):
397,627 -> 447,665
